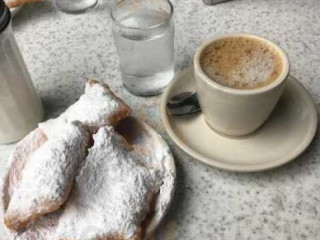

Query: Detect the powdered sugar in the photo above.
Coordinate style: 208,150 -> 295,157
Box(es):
41,82 -> 121,134
1,118 -> 175,240
2,128 -> 47,213
5,122 -> 89,230
57,126 -> 164,240
115,117 -> 176,238
63,83 -> 120,127
1,80 -> 174,239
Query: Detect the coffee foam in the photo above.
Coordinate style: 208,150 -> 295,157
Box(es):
200,37 -> 283,89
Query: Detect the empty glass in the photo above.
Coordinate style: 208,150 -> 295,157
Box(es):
111,0 -> 175,96
56,0 -> 98,14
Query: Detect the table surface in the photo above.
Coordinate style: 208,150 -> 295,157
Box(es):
1,0 -> 320,239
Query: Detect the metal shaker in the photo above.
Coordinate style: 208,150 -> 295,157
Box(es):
0,0 -> 43,144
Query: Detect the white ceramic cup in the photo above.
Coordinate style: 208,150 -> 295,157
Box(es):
194,33 -> 290,137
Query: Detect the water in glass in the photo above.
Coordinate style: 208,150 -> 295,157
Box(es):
112,1 -> 174,96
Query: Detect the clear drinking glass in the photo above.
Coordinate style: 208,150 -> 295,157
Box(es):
111,0 -> 175,96
56,0 -> 98,14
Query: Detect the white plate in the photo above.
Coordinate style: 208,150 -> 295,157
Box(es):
0,117 -> 176,239
116,117 -> 176,238
161,66 -> 318,172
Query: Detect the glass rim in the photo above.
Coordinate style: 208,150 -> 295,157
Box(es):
110,0 -> 174,31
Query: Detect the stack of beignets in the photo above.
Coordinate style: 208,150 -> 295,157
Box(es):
1,80 -> 165,240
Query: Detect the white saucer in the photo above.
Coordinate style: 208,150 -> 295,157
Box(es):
161,66 -> 318,172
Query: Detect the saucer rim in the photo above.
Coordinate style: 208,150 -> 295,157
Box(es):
135,118 -> 176,238
161,66 -> 318,172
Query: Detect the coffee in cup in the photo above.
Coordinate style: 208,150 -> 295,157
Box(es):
200,36 -> 283,90
194,33 -> 290,137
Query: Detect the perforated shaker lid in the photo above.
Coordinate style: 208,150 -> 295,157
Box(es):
0,0 -> 11,33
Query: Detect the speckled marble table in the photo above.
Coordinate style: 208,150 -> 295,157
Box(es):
1,0 -> 320,239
